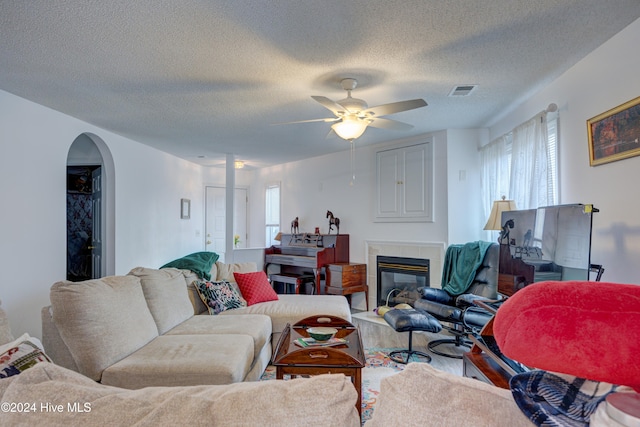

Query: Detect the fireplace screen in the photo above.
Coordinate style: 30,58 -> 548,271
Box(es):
377,256 -> 430,307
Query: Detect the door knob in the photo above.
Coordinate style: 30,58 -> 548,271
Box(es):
206,240 -> 212,245
87,246 -> 96,249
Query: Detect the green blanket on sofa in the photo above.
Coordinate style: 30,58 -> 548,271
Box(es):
441,241 -> 493,296
160,251 -> 219,280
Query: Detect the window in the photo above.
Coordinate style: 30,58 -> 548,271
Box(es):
265,183 -> 280,247
546,115 -> 558,205
481,112 -> 558,221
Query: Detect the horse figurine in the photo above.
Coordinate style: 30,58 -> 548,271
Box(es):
326,210 -> 340,234
291,217 -> 299,234
499,219 -> 514,244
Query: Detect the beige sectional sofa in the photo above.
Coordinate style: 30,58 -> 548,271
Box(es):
1,299 -> 361,427
41,261 -> 352,389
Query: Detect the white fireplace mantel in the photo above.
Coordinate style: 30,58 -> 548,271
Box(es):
364,240 -> 446,311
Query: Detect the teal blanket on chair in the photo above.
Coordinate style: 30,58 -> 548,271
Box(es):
441,241 -> 493,296
160,251 -> 219,281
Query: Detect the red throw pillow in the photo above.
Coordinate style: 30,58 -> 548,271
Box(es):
233,271 -> 279,306
493,280 -> 640,391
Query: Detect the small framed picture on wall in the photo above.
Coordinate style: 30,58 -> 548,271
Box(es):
180,198 -> 191,219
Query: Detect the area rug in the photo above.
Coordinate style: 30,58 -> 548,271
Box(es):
261,347 -> 405,425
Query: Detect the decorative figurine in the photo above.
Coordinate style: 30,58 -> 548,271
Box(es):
326,210 -> 340,234
499,219 -> 514,244
291,217 -> 299,234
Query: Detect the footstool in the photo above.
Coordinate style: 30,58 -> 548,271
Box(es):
383,308 -> 442,364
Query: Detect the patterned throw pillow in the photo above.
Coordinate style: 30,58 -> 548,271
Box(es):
195,280 -> 247,315
0,333 -> 52,378
233,271 -> 279,306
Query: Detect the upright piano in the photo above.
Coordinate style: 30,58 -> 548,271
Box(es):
265,233 -> 349,295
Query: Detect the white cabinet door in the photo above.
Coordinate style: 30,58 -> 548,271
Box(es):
376,149 -> 401,216
375,141 -> 433,222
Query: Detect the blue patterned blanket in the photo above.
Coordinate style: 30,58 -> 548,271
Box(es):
510,370 -> 619,426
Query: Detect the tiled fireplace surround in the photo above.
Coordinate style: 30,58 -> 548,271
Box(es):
364,240 -> 446,311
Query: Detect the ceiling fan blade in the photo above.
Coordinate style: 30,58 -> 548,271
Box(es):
272,117 -> 339,125
364,98 -> 427,117
368,117 -> 414,131
311,95 -> 346,116
325,128 -> 337,139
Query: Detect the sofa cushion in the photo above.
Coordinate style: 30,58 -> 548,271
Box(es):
1,362 -> 360,427
364,362 -> 531,427
218,294 -> 352,341
101,334 -> 254,388
50,276 -> 159,381
215,261 -> 257,282
0,300 -> 14,346
165,314 -> 271,361
0,333 -> 51,379
128,267 -> 194,334
41,306 -> 80,372
234,271 -> 279,306
194,280 -> 247,314
181,270 -> 208,314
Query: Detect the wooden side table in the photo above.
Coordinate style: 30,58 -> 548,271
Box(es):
325,263 -> 368,310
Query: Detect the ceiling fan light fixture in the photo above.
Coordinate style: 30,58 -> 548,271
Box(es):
332,118 -> 368,141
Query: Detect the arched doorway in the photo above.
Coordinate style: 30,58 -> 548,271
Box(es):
66,133 -> 115,279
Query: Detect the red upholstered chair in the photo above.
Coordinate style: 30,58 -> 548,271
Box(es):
493,280 -> 640,391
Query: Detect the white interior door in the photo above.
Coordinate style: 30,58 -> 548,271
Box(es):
205,187 -> 226,261
205,186 -> 248,261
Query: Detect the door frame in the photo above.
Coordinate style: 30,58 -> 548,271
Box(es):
204,184 -> 250,258
66,133 -> 115,278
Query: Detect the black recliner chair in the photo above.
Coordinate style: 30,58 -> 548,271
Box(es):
414,242 -> 499,359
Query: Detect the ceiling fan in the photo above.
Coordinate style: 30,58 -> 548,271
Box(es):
284,78 -> 428,141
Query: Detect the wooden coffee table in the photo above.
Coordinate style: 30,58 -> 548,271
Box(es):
272,315 -> 365,415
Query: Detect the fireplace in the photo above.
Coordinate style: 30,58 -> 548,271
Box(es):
376,256 -> 430,307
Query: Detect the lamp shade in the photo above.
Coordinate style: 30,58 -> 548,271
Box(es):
484,197 -> 517,230
331,118 -> 367,141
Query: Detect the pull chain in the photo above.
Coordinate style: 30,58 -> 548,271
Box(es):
350,140 -> 356,186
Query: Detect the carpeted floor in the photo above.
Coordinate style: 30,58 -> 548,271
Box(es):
260,347 -> 407,425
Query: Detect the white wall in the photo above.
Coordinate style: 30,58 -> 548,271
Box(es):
446,128 -> 487,244
0,91 -> 206,338
248,132 -> 462,264
488,18 -> 640,283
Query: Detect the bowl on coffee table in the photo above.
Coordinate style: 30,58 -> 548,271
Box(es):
306,327 -> 337,341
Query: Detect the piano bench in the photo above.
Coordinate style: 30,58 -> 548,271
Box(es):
270,273 -> 315,294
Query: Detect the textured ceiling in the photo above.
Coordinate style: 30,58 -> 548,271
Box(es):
2,1 -> 640,168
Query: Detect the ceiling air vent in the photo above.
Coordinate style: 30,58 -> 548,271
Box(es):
448,85 -> 477,97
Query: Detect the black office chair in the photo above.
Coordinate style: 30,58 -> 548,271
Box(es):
414,242 -> 499,359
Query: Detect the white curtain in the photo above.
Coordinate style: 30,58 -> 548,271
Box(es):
480,135 -> 510,221
509,113 -> 549,210
480,111 -> 554,224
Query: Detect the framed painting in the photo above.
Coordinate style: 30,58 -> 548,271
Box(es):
587,95 -> 640,166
